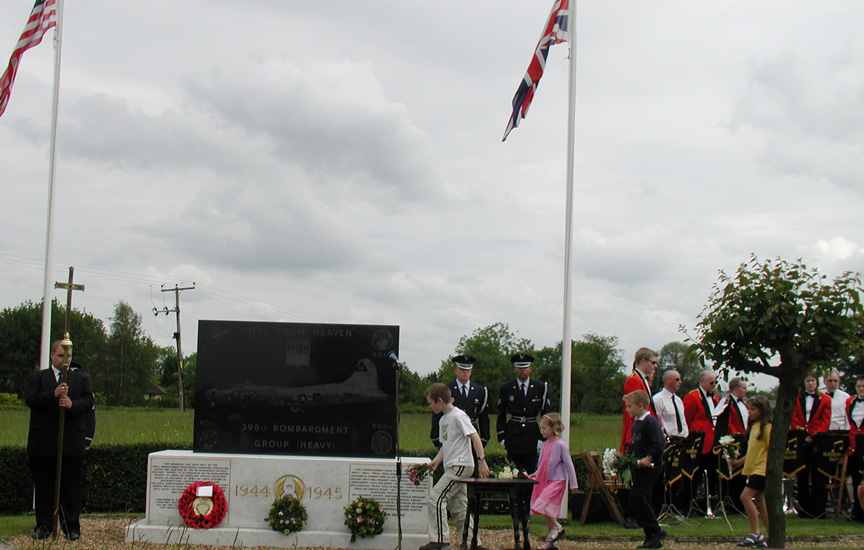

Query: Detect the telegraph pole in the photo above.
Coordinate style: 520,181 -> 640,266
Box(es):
154,283 -> 195,411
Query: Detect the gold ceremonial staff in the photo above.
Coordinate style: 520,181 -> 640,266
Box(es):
52,266 -> 84,538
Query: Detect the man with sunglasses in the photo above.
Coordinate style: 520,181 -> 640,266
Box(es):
653,369 -> 690,516
683,369 -> 721,515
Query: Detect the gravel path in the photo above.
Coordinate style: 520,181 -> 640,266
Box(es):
4,518 -> 864,549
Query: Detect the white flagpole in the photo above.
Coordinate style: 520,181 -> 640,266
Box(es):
559,0 -> 577,518
560,0 -> 576,448
38,0 -> 65,370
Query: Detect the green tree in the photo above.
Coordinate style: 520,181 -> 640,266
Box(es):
691,256 -> 863,548
571,333 -> 627,414
156,348 -> 197,408
396,361 -> 426,409
441,322 -> 535,393
531,344 -> 563,409
0,299 -> 106,395
658,341 -> 701,395
95,301 -> 161,406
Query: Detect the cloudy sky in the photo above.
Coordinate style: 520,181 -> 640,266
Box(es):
1,1 -> 862,383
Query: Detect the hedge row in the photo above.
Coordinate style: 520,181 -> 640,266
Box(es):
0,445 -> 588,515
0,443 -> 190,514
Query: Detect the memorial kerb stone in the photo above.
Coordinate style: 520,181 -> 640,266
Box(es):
194,320 -> 399,458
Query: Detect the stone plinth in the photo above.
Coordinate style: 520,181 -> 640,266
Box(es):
126,450 -> 429,549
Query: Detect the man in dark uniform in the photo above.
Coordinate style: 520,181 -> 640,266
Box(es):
24,340 -> 94,540
430,354 -> 491,450
496,353 -> 551,472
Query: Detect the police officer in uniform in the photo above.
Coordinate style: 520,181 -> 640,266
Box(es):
496,353 -> 551,472
430,354 -> 491,451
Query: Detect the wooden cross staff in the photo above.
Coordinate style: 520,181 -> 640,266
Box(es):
51,266 -> 84,538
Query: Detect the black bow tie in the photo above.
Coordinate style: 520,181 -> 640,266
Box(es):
857,398 -> 864,403
827,392 -> 835,398
706,392 -> 714,397
806,393 -> 816,398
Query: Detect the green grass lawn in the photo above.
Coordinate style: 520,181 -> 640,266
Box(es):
1,513 -> 861,548
0,408 -> 623,454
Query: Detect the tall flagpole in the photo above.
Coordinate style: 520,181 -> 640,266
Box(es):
39,0 -> 65,371
559,0 -> 577,518
560,0 -> 577,446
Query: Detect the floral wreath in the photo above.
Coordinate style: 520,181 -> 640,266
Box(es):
177,481 -> 227,529
344,496 -> 387,542
266,494 -> 308,535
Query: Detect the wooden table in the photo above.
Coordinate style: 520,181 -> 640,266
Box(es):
457,478 -> 537,550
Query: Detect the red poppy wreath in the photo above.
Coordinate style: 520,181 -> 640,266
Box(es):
178,481 -> 227,529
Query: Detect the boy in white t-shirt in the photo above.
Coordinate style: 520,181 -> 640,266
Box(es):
420,383 -> 490,550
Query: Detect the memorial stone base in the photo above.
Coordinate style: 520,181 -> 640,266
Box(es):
126,450 -> 430,549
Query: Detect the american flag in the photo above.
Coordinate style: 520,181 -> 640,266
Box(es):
0,0 -> 58,118
502,0 -> 569,141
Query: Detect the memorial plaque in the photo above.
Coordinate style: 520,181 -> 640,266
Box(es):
194,321 -> 399,458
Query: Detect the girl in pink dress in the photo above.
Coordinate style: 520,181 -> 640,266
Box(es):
527,413 -> 578,549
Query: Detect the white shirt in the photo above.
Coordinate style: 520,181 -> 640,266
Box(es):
653,388 -> 688,437
850,398 -> 864,430
438,406 -> 477,468
826,388 -> 850,430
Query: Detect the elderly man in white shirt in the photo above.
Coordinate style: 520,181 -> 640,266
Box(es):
653,369 -> 689,438
652,368 -> 690,517
823,369 -> 850,431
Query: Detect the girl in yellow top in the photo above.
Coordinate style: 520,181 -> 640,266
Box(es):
731,395 -> 772,549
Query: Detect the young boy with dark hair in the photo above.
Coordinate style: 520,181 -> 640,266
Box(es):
420,383 -> 490,550
625,390 -> 666,549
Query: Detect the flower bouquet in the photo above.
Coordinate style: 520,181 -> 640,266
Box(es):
407,463 -> 431,486
344,496 -> 387,542
601,447 -> 637,488
718,434 -> 741,473
493,463 -> 523,479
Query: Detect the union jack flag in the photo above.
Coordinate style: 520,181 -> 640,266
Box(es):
502,0 -> 569,141
0,0 -> 58,118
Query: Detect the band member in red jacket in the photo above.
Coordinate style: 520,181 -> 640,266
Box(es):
846,375 -> 864,522
683,369 -> 721,513
620,347 -> 657,452
713,377 -> 749,512
791,372 -> 832,518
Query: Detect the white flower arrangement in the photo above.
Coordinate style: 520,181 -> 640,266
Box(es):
496,465 -> 519,479
602,448 -> 619,478
718,435 -> 740,460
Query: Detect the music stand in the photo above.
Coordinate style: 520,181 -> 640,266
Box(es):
657,436 -> 691,524
813,431 -> 851,518
782,429 -> 808,515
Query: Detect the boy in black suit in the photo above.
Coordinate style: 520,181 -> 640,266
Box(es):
625,390 -> 666,549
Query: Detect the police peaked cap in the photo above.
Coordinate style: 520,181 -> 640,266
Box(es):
452,355 -> 477,370
511,353 -> 534,368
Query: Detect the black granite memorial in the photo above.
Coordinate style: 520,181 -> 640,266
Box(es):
193,320 -> 399,458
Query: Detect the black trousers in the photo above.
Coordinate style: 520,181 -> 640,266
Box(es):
850,452 -> 864,521
796,446 -> 827,518
629,467 -> 662,540
29,454 -> 84,534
